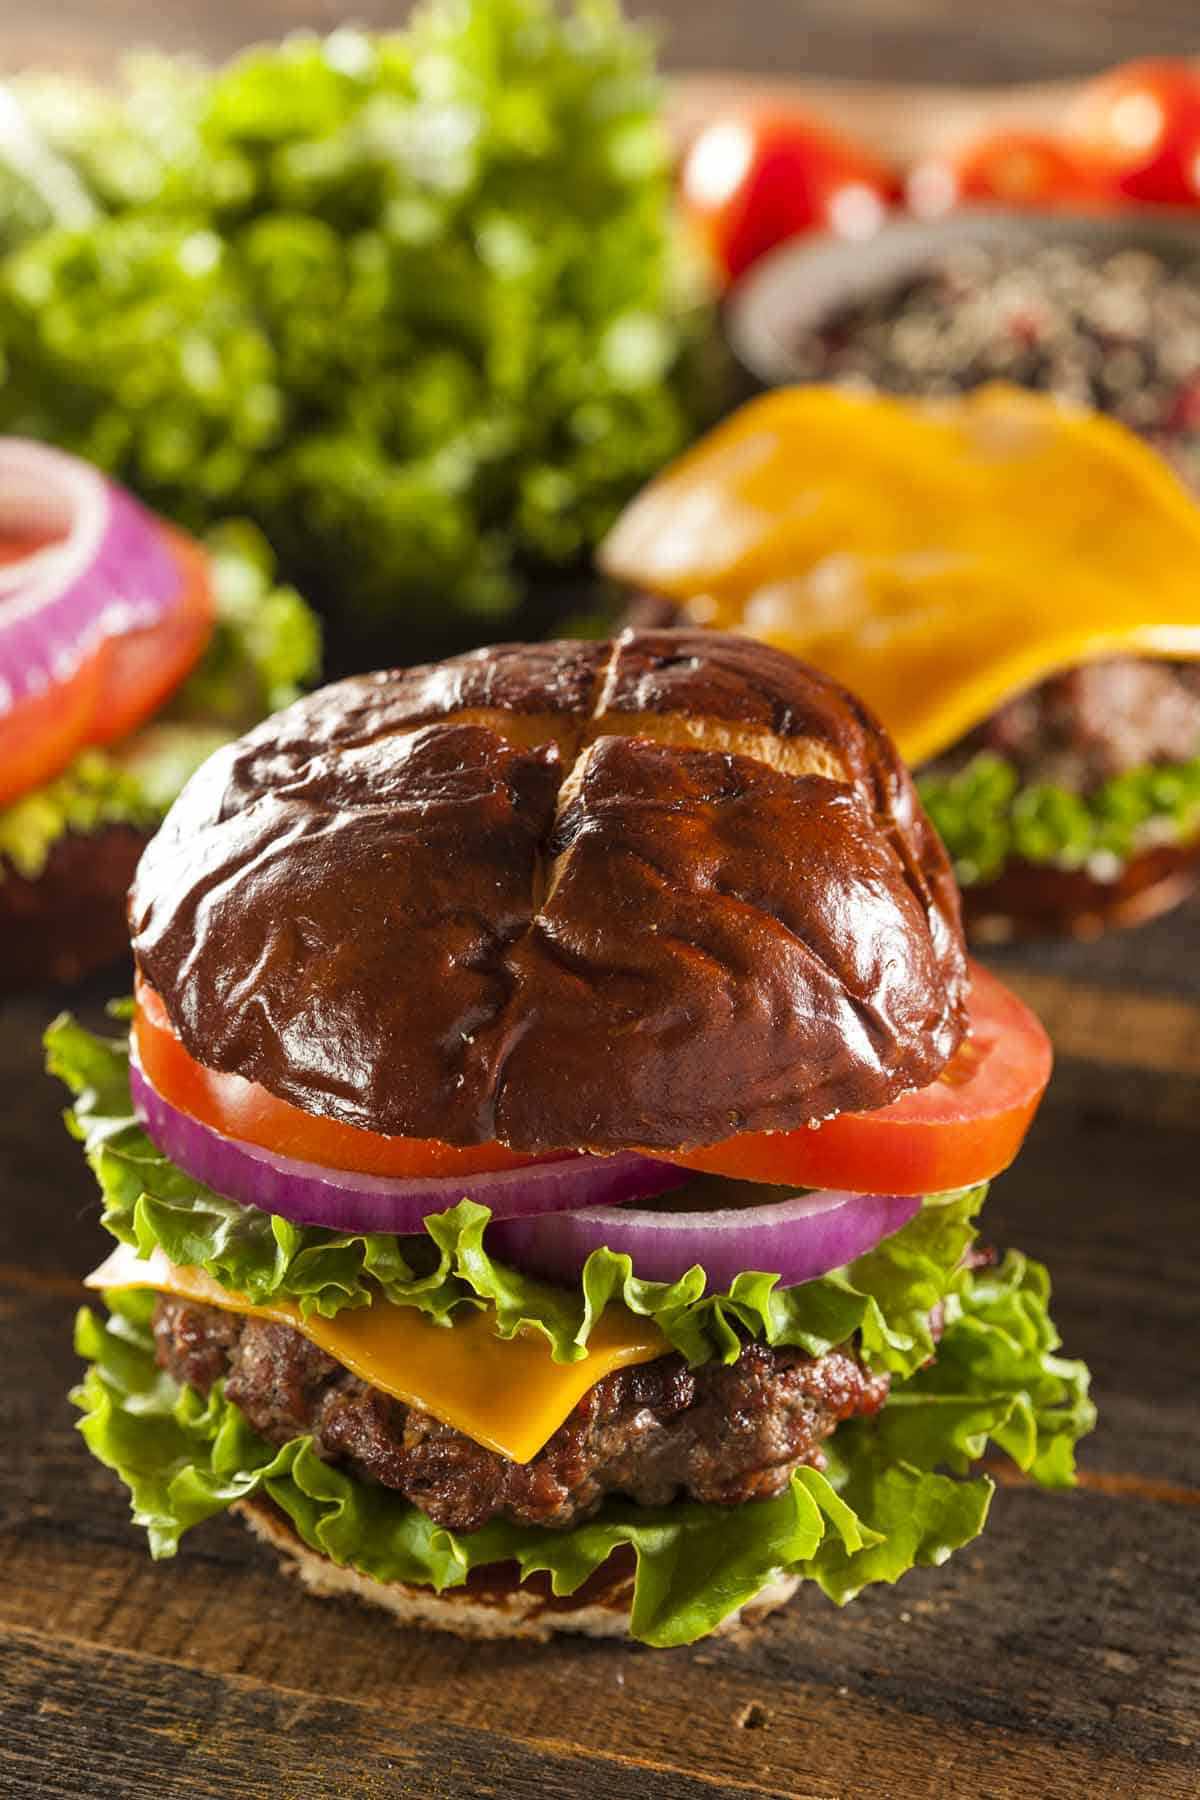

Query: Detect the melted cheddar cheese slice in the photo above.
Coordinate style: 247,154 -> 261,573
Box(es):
87,1243 -> 669,1464
601,383 -> 1200,767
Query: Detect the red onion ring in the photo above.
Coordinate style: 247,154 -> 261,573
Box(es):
0,439 -> 182,714
487,1188 -> 922,1290
129,1048 -> 691,1234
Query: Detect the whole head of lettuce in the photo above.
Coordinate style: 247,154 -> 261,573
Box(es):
0,1 -> 718,662
53,1012 -> 1095,1648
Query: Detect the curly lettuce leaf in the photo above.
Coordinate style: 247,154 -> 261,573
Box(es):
919,750 -> 1200,887
49,1012 -> 984,1374
0,522 -> 319,880
866,1250 -> 1096,1490
74,1290 -> 1002,1647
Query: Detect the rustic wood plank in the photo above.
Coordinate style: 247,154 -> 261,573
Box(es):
991,901 -> 1200,1004
0,981 -> 128,1283
984,1105 -> 1199,1488
2,1626 -> 813,1800
1001,975 -> 1200,1079
3,0 -> 1199,90
1,1481 -> 1195,1798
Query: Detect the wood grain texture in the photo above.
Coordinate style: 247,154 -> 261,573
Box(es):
2,0 -> 1199,87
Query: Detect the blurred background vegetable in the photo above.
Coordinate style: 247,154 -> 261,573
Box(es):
1067,57 -> 1200,203
0,0 -> 718,666
680,107 -> 898,284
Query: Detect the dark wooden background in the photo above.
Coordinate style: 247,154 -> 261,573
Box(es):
1,0 -> 1198,84
2,5 -> 1199,1797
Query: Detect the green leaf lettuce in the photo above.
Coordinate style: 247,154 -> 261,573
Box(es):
919,750 -> 1200,888
0,3 -> 718,649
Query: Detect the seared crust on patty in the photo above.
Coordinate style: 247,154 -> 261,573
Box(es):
130,629 -> 967,1153
0,824 -> 148,990
962,658 -> 1200,789
153,1295 -> 890,1534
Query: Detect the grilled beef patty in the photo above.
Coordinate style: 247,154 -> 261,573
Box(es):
153,1297 -> 890,1533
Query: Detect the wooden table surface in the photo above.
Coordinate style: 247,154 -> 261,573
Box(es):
1,8 -> 1199,1797
1,0 -> 1198,85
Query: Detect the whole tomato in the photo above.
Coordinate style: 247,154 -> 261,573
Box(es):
1068,58 -> 1200,203
908,130 -> 1104,215
680,109 -> 898,285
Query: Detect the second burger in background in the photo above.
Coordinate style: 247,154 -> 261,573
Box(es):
0,439 -> 319,985
602,384 -> 1200,938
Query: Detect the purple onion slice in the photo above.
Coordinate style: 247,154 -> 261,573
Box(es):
130,1048 -> 692,1235
0,437 -> 183,714
487,1188 -> 922,1290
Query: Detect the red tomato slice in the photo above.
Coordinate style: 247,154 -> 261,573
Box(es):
0,523 -> 216,806
661,963 -> 1051,1196
681,108 -> 898,285
1068,58 -> 1200,204
89,526 -> 216,747
0,647 -> 110,809
134,979 -> 552,1179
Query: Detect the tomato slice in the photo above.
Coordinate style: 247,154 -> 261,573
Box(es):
89,527 -> 216,747
134,979 -> 551,1179
661,963 -> 1051,1197
0,647 -> 110,810
136,964 -> 1047,1193
0,523 -> 215,806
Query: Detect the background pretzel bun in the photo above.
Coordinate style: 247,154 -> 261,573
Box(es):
130,630 -> 968,1154
0,823 -> 150,990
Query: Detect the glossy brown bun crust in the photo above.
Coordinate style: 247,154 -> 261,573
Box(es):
1,824 -> 149,991
130,630 -> 968,1154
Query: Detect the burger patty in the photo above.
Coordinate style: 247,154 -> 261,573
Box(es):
153,1297 -> 890,1533
950,657 -> 1200,791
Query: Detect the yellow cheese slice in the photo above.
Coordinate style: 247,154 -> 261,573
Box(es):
86,1243 -> 669,1465
600,383 -> 1200,767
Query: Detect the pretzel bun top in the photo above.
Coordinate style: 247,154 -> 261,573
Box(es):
130,630 -> 968,1153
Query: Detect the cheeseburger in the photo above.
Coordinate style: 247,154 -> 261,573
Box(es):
57,630 -> 1092,1646
603,384 -> 1200,939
